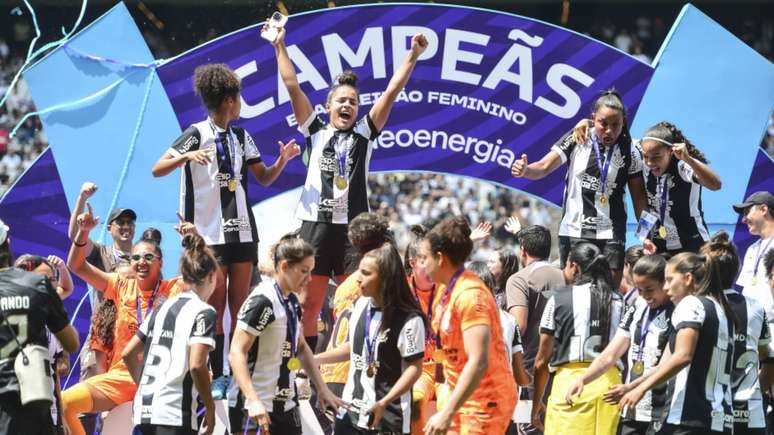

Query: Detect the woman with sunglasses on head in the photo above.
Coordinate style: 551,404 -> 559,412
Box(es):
228,235 -> 343,435
61,203 -> 186,435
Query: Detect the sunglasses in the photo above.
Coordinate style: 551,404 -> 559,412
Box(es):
130,253 -> 158,263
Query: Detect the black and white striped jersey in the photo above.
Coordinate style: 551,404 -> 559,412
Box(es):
539,283 -> 623,371
133,291 -> 216,429
641,148 -> 709,252
499,309 -> 524,366
295,113 -> 377,224
724,289 -> 770,429
168,118 -> 262,245
664,295 -> 734,433
616,297 -> 674,422
551,130 -> 643,241
227,280 -> 302,412
339,297 -> 424,434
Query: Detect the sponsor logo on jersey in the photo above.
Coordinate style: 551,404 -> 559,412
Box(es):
179,135 -> 199,153
223,217 -> 251,233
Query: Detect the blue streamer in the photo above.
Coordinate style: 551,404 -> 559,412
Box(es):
0,0 -> 88,109
63,67 -> 158,388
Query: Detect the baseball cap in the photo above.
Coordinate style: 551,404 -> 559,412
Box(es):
732,191 -> 774,214
0,219 -> 8,245
107,208 -> 137,224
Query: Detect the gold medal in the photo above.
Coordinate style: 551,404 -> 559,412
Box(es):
631,360 -> 645,376
658,225 -> 668,238
334,175 -> 348,189
433,348 -> 447,363
317,319 -> 326,333
599,194 -> 608,206
751,276 -> 759,286
228,179 -> 238,192
366,362 -> 377,378
287,357 -> 301,371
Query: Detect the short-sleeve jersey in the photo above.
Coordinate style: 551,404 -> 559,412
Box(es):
433,271 -> 517,417
0,268 -> 69,395
737,236 -> 774,334
499,309 -> 523,367
551,129 -> 643,240
664,295 -> 734,432
133,291 -> 216,429
539,283 -> 624,371
615,297 -> 674,422
227,280 -> 303,411
641,147 -> 710,252
102,274 -> 181,370
725,289 -> 770,429
339,297 -> 424,433
168,119 -> 262,245
295,113 -> 378,224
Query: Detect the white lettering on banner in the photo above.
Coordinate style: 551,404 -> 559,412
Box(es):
374,129 -> 515,168
237,27 -> 595,120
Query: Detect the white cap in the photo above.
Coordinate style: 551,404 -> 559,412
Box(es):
0,219 -> 8,245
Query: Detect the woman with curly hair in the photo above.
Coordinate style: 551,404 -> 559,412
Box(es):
152,63 -> 301,397
638,121 -> 721,254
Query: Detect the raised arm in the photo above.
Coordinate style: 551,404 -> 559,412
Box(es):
152,148 -> 213,178
47,255 -> 73,300
673,143 -> 722,191
67,182 -> 97,254
248,139 -> 300,186
66,203 -> 112,292
271,26 -> 314,125
370,34 -> 428,131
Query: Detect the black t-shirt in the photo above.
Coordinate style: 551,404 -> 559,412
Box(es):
0,268 -> 69,394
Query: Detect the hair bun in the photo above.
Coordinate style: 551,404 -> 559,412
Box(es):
335,70 -> 358,87
409,224 -> 427,238
181,233 -> 205,251
710,230 -> 730,244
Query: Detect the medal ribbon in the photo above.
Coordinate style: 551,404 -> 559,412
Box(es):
433,268 -> 465,349
635,307 -> 663,362
136,280 -> 160,325
753,237 -> 774,281
591,133 -> 616,199
624,287 -> 638,305
209,120 -> 237,184
657,175 -> 669,231
364,302 -> 381,365
274,283 -> 298,357
412,280 -> 435,341
334,133 -> 349,181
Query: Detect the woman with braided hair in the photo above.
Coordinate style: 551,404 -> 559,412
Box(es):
639,121 -> 721,254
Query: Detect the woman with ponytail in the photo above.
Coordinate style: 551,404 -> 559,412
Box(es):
564,254 -> 674,435
531,242 -> 624,434
416,217 -> 517,435
228,235 -> 343,435
618,250 -> 735,434
270,20 -> 428,352
512,90 -> 648,287
639,121 -> 721,254
701,232 -> 770,434
121,232 -> 219,435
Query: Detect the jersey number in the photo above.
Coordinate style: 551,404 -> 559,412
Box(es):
0,315 -> 28,360
139,345 -> 172,395
731,350 -> 759,401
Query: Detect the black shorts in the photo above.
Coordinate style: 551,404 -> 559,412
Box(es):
0,392 -> 54,435
559,236 -> 625,270
617,418 -> 654,435
211,242 -> 258,265
299,220 -> 355,277
656,423 -> 726,435
334,416 -> 405,435
135,424 -> 197,435
229,405 -> 302,435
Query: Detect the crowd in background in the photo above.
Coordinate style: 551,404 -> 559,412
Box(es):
1,1 -> 773,197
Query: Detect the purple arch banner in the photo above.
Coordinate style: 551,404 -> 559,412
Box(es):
157,3 -> 654,206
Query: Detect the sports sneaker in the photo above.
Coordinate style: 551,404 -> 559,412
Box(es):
211,375 -> 230,400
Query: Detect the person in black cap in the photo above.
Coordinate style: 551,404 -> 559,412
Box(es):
66,181 -> 137,433
733,191 -> 774,323
0,218 -> 80,434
